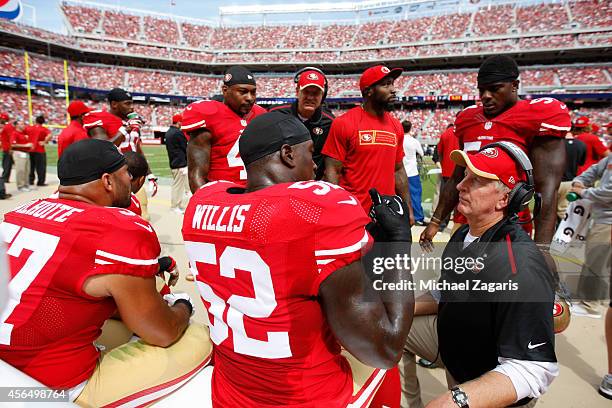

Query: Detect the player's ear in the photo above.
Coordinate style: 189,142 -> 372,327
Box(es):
279,144 -> 295,168
221,85 -> 228,96
101,173 -> 113,192
512,80 -> 519,93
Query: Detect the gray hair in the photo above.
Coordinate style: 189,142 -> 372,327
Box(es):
495,180 -> 511,194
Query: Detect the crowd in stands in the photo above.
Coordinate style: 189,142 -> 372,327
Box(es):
144,16 -> 179,45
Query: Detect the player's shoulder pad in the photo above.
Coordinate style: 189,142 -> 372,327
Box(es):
285,181 -> 361,207
192,180 -> 239,199
250,104 -> 268,116
181,100 -> 220,132
523,97 -> 568,115
86,206 -> 157,236
268,104 -> 292,113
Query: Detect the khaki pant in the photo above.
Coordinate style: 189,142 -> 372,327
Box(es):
75,324 -> 212,408
399,315 -> 538,408
556,181 -> 572,220
577,223 -> 612,310
14,151 -> 29,189
135,185 -> 149,220
171,167 -> 189,210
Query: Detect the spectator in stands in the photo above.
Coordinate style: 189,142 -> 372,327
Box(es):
270,68 -> 334,180
10,119 -> 33,192
164,113 -> 188,213
0,112 -> 14,184
57,100 -> 92,157
557,132 -> 586,219
402,120 -> 426,226
323,65 -> 413,225
573,116 -> 609,175
26,115 -> 52,186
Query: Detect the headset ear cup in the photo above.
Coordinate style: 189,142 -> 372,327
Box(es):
508,183 -> 534,214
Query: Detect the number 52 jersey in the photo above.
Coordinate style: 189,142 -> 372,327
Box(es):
182,181 -> 372,407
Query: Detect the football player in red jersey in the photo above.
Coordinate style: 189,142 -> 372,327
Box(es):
421,55 -> 571,248
182,112 -> 414,407
182,66 -> 267,192
0,139 -> 211,406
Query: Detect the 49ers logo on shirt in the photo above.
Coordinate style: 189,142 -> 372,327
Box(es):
359,130 -> 397,147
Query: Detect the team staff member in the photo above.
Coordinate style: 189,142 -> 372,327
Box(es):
421,56 -> 571,247
323,65 -> 413,222
556,132 -> 586,219
0,112 -> 14,183
182,112 -> 414,407
573,116 -> 609,175
84,88 -> 157,219
270,67 -> 334,179
401,144 -> 557,408
26,115 -> 52,186
164,113 -> 189,212
0,139 -> 211,407
182,66 -> 267,192
57,100 -> 92,157
10,119 -> 33,192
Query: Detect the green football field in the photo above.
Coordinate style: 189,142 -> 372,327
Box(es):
46,144 -> 439,215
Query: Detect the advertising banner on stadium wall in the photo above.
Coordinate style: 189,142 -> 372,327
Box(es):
0,0 -> 22,21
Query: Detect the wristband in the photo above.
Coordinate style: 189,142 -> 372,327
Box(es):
173,298 -> 193,315
430,216 -> 442,225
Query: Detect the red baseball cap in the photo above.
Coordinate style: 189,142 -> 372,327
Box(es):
359,65 -> 403,92
0,112 -> 9,121
450,146 -> 526,189
297,70 -> 326,92
574,116 -> 590,128
591,123 -> 600,133
67,100 -> 92,117
172,113 -> 183,123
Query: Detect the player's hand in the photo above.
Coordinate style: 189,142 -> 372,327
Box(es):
368,188 -> 411,242
163,292 -> 194,316
147,174 -> 158,197
419,223 -> 439,253
158,256 -> 179,287
126,113 -> 144,133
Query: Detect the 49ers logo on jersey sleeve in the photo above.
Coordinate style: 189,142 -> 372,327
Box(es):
359,130 -> 397,146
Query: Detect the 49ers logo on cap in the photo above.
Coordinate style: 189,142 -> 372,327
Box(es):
307,73 -> 319,80
381,66 -> 390,74
313,127 -> 323,135
481,147 -> 499,159
224,73 -> 232,82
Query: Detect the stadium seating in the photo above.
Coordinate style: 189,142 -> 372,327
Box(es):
516,3 -> 569,32
352,21 -> 395,47
430,13 -> 471,40
570,0 -> 612,28
521,69 -> 557,87
144,16 -> 180,45
70,64 -> 126,90
127,70 -> 175,94
556,66 -> 610,85
181,22 -> 214,48
175,75 -> 218,97
472,5 -> 515,36
61,3 -> 102,34
103,10 -> 141,40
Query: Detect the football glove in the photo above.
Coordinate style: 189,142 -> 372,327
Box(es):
158,256 -> 179,287
367,188 -> 412,242
126,112 -> 144,133
147,174 -> 158,197
163,292 -> 194,316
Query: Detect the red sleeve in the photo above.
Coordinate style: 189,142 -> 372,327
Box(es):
395,119 -> 405,164
75,209 -> 161,295
591,135 -> 609,158
528,98 -> 571,138
310,186 -> 372,293
181,100 -> 218,133
321,117 -> 350,162
83,111 -> 123,139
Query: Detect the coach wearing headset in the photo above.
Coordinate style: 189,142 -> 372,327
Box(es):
269,67 -> 334,180
400,142 -> 557,408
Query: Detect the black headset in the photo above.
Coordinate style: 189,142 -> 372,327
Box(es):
478,141 -> 541,221
293,67 -> 328,100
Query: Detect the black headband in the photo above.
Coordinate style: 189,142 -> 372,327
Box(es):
58,139 -> 127,186
223,66 -> 256,87
477,55 -> 519,87
240,112 -> 311,166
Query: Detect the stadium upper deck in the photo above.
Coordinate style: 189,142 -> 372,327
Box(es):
0,0 -> 609,72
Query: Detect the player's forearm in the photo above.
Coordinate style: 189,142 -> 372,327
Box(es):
395,166 -> 414,223
322,156 -> 342,184
187,143 -> 210,193
432,166 -> 462,221
428,371 -> 516,408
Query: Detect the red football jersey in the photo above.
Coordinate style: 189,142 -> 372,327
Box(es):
322,106 -> 404,211
127,193 -> 142,216
454,98 -> 571,154
1,123 -> 15,152
0,199 -> 160,389
181,100 -> 266,186
82,110 -> 124,141
182,180 -> 372,407
575,132 -> 608,175
25,124 -> 51,154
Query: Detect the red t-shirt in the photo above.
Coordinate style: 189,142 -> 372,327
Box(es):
0,199 -> 160,388
182,180 -> 372,407
181,101 -> 267,186
25,124 -> 51,154
10,129 -> 32,152
1,123 -> 15,152
57,120 -> 88,157
437,126 -> 459,179
82,110 -> 124,142
322,106 -> 404,211
575,132 -> 609,175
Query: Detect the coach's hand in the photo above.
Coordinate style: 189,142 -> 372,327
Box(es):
368,188 -> 411,242
419,223 -> 439,253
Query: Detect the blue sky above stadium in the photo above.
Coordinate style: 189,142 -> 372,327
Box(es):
21,0 -> 351,31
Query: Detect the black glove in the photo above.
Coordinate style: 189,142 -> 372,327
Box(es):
158,256 -> 179,287
367,188 -> 412,242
